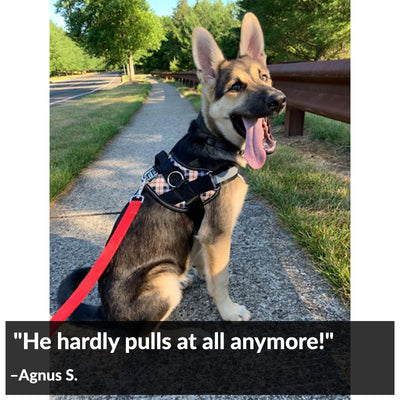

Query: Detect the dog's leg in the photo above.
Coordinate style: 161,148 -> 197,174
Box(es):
190,237 -> 207,281
195,176 -> 249,320
151,272 -> 183,321
109,267 -> 183,321
202,237 -> 252,321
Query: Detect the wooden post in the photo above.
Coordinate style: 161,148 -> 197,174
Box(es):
284,106 -> 305,137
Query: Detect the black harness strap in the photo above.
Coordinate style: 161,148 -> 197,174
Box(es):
186,196 -> 205,234
159,174 -> 215,205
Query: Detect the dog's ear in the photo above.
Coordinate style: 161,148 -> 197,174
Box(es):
192,27 -> 225,83
239,12 -> 266,66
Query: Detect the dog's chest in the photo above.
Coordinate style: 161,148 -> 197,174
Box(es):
199,175 -> 248,240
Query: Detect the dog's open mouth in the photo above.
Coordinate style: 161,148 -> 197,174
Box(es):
230,115 -> 276,169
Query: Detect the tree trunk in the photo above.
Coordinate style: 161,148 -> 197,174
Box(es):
128,54 -> 135,82
123,64 -> 126,75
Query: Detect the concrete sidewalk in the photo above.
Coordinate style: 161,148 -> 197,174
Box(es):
50,79 -> 348,399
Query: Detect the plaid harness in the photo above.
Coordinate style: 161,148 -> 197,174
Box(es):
141,151 -> 238,233
146,155 -> 218,209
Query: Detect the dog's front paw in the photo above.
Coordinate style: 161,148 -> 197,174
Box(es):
220,303 -> 252,321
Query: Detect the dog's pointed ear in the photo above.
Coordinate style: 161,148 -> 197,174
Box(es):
239,12 -> 266,66
192,27 -> 225,83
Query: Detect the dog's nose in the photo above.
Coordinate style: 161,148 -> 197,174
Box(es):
267,93 -> 286,112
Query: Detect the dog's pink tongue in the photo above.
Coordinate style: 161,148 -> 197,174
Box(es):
242,117 -> 266,169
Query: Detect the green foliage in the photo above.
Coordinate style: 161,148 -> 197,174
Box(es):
142,0 -> 349,71
55,0 -> 164,68
305,114 -> 350,147
141,0 -> 240,72
237,0 -> 350,62
50,21 -> 105,76
169,57 -> 180,72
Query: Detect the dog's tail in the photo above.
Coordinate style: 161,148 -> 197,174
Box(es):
56,267 -> 105,321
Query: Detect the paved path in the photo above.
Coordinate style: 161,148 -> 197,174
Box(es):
50,71 -> 121,106
51,80 -> 348,400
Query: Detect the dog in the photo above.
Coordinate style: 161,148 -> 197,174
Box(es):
57,12 -> 286,322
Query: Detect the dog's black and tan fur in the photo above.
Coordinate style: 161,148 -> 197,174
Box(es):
57,13 -> 286,322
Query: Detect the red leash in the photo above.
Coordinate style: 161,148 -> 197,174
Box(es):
51,200 -> 142,324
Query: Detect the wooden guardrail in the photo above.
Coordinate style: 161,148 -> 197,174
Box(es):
268,59 -> 350,136
151,58 -> 350,136
151,71 -> 199,87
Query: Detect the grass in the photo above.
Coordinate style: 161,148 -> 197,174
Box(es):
50,72 -> 97,83
271,112 -> 350,149
164,79 -> 350,303
50,80 -> 151,201
245,147 -> 350,302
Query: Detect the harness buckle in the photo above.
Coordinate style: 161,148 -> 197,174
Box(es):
210,167 -> 239,188
167,170 -> 185,188
143,166 -> 158,182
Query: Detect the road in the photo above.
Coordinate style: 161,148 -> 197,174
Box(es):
49,71 -> 121,106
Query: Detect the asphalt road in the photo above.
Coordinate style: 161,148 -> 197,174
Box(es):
49,71 -> 121,106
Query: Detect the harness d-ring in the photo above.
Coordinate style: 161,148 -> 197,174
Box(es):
167,170 -> 185,188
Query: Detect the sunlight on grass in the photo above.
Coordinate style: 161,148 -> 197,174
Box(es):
50,81 -> 151,201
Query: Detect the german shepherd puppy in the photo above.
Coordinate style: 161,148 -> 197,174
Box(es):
57,13 -> 286,322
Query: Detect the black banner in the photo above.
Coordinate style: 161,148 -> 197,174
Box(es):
5,321 -> 394,395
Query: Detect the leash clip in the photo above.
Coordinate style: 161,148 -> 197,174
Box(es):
130,178 -> 145,202
130,177 -> 146,202
130,166 -> 158,203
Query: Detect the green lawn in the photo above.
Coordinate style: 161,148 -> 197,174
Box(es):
165,79 -> 350,303
245,147 -> 350,301
50,80 -> 151,201
271,112 -> 350,149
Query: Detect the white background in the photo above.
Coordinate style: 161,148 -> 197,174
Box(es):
0,0 -> 398,398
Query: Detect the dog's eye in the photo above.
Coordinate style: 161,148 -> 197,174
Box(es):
229,82 -> 244,92
260,74 -> 269,81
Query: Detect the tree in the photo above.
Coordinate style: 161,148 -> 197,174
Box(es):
50,21 -> 105,76
55,0 -> 164,81
139,16 -> 179,72
171,0 -> 240,69
237,0 -> 350,62
141,0 -> 240,72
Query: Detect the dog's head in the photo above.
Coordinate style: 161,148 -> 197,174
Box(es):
192,12 -> 286,169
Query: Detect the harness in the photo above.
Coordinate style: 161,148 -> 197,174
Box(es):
141,150 -> 238,233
